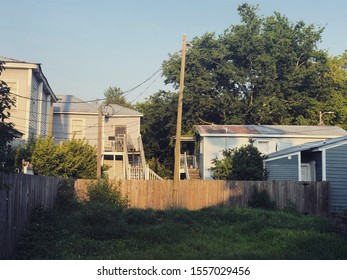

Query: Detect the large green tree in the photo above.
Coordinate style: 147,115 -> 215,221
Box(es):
135,91 -> 178,172
162,4 -> 347,127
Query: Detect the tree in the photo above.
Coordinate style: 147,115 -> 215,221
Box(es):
103,86 -> 133,109
0,61 -> 19,166
135,90 -> 178,173
210,141 -> 267,181
162,4 -> 343,127
31,137 -> 97,179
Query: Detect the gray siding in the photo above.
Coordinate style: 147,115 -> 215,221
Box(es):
265,155 -> 299,181
29,74 -> 39,136
326,144 -> 347,213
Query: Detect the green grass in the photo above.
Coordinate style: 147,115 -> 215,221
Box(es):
12,203 -> 347,260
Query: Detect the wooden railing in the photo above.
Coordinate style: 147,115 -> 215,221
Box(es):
104,136 -> 125,152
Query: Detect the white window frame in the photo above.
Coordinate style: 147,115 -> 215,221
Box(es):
257,140 -> 270,154
70,118 -> 85,139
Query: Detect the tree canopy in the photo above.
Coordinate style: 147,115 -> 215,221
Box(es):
103,86 -> 133,109
162,4 -> 347,128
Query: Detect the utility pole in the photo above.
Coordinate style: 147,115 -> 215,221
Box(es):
47,106 -> 54,137
97,107 -> 102,179
319,111 -> 334,126
173,34 -> 187,207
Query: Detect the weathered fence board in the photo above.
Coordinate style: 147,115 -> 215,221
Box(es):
75,180 -> 330,216
0,173 -> 62,260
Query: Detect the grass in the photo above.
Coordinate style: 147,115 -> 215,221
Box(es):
12,203 -> 347,260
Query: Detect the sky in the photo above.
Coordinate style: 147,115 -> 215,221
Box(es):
1,0 -> 347,103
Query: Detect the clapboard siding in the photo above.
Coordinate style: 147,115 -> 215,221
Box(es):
265,155 -> 299,181
29,74 -> 39,136
326,144 -> 347,213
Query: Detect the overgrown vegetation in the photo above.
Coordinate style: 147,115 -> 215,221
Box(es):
14,136 -> 97,179
248,186 -> 276,210
87,179 -> 128,207
13,182 -> 347,260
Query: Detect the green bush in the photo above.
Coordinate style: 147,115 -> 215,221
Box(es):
248,186 -> 276,210
87,179 -> 128,208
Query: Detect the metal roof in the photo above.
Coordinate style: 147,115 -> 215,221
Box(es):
194,125 -> 347,137
265,135 -> 347,159
54,95 -> 143,116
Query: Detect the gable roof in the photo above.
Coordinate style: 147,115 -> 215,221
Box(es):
265,135 -> 347,160
194,125 -> 347,138
54,95 -> 143,117
0,56 -> 35,64
1,56 -> 57,102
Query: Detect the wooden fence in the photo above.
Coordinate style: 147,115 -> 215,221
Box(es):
0,172 -> 62,260
75,180 -> 330,217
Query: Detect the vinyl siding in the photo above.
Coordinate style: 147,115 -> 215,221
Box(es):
265,155 -> 299,181
29,74 -> 39,136
326,144 -> 347,213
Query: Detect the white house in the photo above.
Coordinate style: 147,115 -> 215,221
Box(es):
194,125 -> 347,180
53,95 -> 161,180
0,56 -> 57,143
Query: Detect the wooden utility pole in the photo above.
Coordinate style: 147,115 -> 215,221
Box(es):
97,107 -> 102,179
47,106 -> 54,137
173,34 -> 187,207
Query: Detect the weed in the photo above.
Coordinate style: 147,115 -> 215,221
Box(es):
248,186 -> 276,210
87,179 -> 128,208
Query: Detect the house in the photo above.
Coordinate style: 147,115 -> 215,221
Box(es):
53,95 -> 161,180
0,56 -> 57,143
264,135 -> 347,213
194,125 -> 347,180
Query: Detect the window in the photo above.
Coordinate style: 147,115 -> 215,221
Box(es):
71,119 -> 84,139
301,161 -> 316,181
257,140 -> 270,154
5,80 -> 19,109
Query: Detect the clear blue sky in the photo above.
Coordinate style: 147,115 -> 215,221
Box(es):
1,0 -> 346,103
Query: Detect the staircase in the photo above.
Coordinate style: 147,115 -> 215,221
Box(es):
188,168 -> 200,180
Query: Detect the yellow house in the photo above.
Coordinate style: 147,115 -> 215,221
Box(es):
0,56 -> 57,143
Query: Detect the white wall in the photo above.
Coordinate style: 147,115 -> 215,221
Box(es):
201,136 -> 334,180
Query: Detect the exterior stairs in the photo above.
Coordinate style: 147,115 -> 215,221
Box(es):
188,168 -> 200,180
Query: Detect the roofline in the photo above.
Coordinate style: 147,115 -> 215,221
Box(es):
313,139 -> 347,152
197,133 -> 345,138
264,152 -> 300,162
3,60 -> 57,102
53,111 -> 143,117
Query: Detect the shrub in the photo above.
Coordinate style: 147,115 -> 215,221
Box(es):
210,140 -> 267,181
87,179 -> 128,208
248,186 -> 276,210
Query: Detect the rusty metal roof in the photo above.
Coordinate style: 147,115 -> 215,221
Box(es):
194,125 -> 347,137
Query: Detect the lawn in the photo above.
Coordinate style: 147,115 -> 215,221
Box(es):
13,202 -> 347,260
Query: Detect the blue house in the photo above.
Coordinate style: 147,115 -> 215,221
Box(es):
264,135 -> 347,213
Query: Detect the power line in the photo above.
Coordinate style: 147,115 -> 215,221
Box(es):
9,67 -> 163,104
